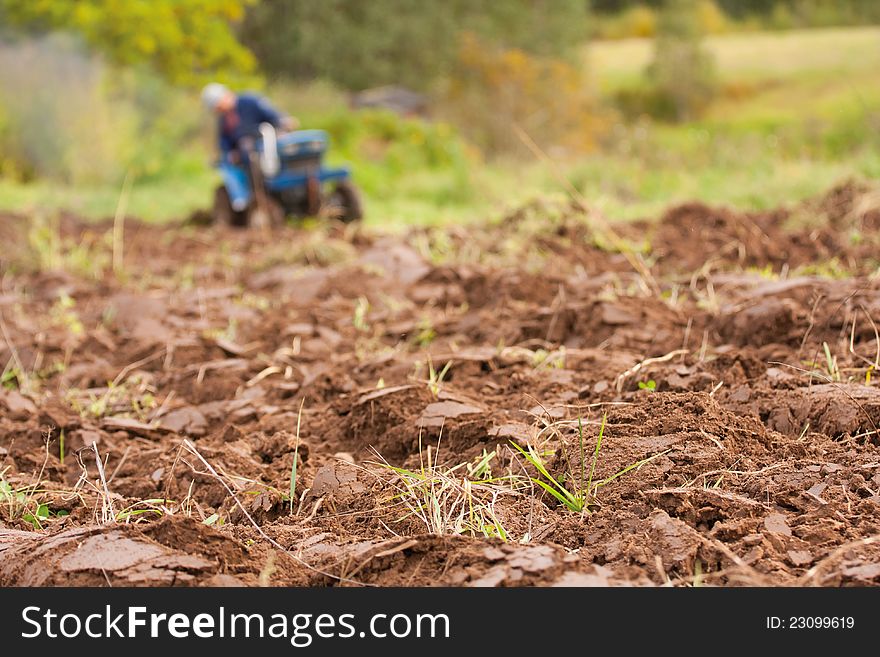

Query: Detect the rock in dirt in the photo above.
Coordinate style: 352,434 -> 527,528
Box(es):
356,384 -> 413,404
645,487 -> 765,523
761,384 -> 880,440
840,562 -> 880,583
416,400 -> 483,428
468,543 -> 580,587
0,518 -> 249,586
551,566 -> 649,587
786,549 -> 813,567
247,267 -> 329,304
647,510 -> 702,573
799,385 -> 880,440
600,303 -> 638,326
307,462 -> 368,502
717,298 -> 798,347
763,513 -> 793,537
279,532 -> 609,587
0,389 -> 37,420
159,407 -> 208,437
489,422 -> 536,442
358,241 -> 430,287
107,293 -> 172,346
100,416 -> 164,437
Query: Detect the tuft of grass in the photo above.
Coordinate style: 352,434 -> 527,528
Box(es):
26,214 -> 111,278
115,499 -> 170,523
425,356 -> 453,398
512,414 -> 606,513
353,296 -> 370,332
290,398 -> 305,516
512,413 -> 668,514
822,341 -> 842,382
531,347 -> 566,369
50,293 -> 84,336
413,317 -> 437,348
1,365 -> 22,390
375,443 -> 521,540
114,490 -> 218,525
65,376 -> 157,420
0,467 -> 68,530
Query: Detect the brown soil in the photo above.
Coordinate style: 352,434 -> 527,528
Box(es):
2,182 -> 880,587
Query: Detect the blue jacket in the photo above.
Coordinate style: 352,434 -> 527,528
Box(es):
218,93 -> 284,157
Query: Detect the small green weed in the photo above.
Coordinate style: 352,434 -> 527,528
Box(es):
422,356 -> 452,398
376,444 -> 521,540
290,398 -> 305,515
0,468 -> 68,530
822,342 -> 841,382
512,413 -> 668,513
353,296 -> 370,332
413,317 -> 437,348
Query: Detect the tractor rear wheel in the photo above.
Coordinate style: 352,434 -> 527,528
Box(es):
212,186 -> 248,228
324,181 -> 363,223
249,194 -> 287,229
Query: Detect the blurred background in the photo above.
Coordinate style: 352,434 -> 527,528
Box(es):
0,0 -> 878,226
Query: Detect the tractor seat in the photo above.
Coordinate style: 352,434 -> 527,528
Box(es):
276,130 -> 328,160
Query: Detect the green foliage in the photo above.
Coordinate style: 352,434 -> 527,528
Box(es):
511,415 -> 607,513
596,1 -> 729,39
759,0 -> 880,29
2,21 -> 879,230
26,212 -> 111,278
289,398 -> 305,516
376,446 -> 515,539
0,470 -> 67,531
0,35 -> 209,185
240,0 -> 589,90
595,4 -> 659,39
441,33 -> 606,155
511,413 -> 669,514
593,0 -> 880,29
0,0 -> 257,85
643,0 -> 718,122
275,91 -> 481,214
424,357 -> 452,398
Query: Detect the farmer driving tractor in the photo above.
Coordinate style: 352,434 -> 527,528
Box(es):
201,83 -> 298,166
201,83 -> 362,228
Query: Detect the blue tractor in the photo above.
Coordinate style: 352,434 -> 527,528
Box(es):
212,124 -> 363,227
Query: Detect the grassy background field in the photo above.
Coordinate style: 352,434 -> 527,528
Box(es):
1,26 -> 878,226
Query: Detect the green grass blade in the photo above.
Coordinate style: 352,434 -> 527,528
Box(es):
290,397 -> 305,515
596,449 -> 669,489
531,478 -> 581,511
587,413 -> 606,492
510,441 -> 568,493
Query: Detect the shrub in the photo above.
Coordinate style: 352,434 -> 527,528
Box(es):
596,5 -> 659,39
440,33 -> 606,156
644,0 -> 718,122
0,34 -> 206,185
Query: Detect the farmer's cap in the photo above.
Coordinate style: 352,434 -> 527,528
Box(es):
201,82 -> 230,110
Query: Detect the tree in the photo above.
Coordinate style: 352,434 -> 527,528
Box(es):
645,0 -> 717,121
239,0 -> 590,90
443,33 -> 605,155
0,0 -> 257,85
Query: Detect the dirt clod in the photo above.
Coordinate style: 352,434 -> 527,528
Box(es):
3,187 -> 880,586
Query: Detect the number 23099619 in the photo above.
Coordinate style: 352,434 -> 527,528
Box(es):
766,616 -> 855,630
